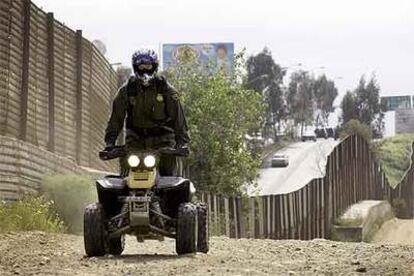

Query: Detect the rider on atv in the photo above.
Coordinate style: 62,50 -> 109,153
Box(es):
84,49 -> 208,257
104,48 -> 190,176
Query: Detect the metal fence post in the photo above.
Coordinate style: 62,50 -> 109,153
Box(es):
249,197 -> 256,238
75,30 -> 83,164
224,197 -> 230,237
46,12 -> 55,152
20,0 -> 31,141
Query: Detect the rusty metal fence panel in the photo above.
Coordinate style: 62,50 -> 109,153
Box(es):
0,0 -> 119,199
0,0 -> 25,138
0,0 -> 118,166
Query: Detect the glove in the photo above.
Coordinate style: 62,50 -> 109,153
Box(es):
104,143 -> 115,152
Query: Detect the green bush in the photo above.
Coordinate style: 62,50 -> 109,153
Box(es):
372,134 -> 414,187
0,195 -> 65,233
339,119 -> 373,141
42,174 -> 97,234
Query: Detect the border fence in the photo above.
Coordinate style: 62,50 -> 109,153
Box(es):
0,0 -> 118,171
199,135 -> 414,239
0,0 -> 119,200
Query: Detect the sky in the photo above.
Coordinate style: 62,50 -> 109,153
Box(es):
32,0 -> 414,103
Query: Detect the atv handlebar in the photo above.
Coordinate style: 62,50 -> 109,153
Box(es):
98,146 -> 189,161
99,145 -> 126,161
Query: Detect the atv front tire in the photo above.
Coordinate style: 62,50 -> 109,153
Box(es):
197,203 -> 209,253
176,202 -> 197,255
84,203 -> 106,257
108,235 -> 125,256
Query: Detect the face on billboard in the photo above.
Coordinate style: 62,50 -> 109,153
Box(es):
217,47 -> 227,60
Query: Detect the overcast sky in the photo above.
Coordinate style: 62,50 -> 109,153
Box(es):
33,0 -> 414,102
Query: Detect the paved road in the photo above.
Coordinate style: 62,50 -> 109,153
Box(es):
250,139 -> 339,196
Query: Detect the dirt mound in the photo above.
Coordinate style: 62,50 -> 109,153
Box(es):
0,232 -> 413,275
374,219 -> 414,245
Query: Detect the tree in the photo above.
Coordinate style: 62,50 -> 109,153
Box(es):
340,75 -> 384,137
245,47 -> 285,138
286,70 -> 314,135
313,75 -> 338,126
355,76 -> 382,126
340,91 -> 358,123
165,54 -> 265,195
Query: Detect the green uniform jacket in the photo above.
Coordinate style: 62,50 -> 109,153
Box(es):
104,75 -> 190,149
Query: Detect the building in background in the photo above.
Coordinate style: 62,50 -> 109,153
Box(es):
381,95 -> 412,111
395,109 -> 414,134
381,95 -> 414,137
162,43 -> 234,75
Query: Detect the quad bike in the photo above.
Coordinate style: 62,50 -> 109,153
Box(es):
83,145 -> 209,256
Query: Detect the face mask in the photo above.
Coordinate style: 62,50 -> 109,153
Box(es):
133,63 -> 157,86
139,73 -> 153,86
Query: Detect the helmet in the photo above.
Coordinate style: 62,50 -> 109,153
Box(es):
132,48 -> 159,86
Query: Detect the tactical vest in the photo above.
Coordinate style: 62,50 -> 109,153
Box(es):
125,77 -> 172,132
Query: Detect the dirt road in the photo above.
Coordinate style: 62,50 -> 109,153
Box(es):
0,232 -> 413,275
374,219 -> 414,245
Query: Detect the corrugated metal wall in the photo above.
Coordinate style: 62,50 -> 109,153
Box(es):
0,0 -> 119,199
0,0 -> 118,168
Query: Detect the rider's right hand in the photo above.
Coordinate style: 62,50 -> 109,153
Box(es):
104,144 -> 115,152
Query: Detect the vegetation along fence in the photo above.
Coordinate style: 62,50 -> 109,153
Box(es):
199,135 -> 414,239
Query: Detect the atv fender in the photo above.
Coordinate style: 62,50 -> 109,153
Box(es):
96,176 -> 126,217
96,176 -> 126,190
157,177 -> 196,194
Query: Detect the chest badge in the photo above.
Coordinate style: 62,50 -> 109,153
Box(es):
156,94 -> 164,102
129,97 -> 136,106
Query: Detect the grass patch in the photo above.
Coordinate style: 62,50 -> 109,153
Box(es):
42,174 -> 97,234
0,195 -> 65,233
372,134 -> 414,187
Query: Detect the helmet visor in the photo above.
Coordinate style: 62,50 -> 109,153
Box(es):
137,63 -> 154,71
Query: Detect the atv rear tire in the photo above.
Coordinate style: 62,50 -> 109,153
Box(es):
108,235 -> 125,256
176,202 -> 197,255
84,203 -> 106,257
197,203 -> 209,253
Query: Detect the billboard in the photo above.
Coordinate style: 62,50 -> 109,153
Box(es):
162,43 -> 234,75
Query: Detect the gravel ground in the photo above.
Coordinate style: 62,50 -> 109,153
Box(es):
0,232 -> 413,275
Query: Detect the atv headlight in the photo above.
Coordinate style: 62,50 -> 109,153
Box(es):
127,155 -> 140,167
144,155 -> 156,168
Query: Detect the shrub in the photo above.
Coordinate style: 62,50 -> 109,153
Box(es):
339,119 -> 373,141
372,134 -> 414,187
0,195 -> 65,233
42,174 -> 97,234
